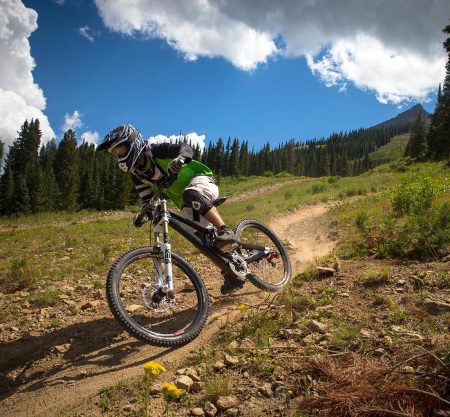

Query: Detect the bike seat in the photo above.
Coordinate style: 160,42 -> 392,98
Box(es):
212,197 -> 227,207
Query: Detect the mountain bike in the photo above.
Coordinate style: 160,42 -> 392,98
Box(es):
106,185 -> 291,347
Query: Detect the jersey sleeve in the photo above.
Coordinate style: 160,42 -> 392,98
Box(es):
132,175 -> 154,204
151,142 -> 193,163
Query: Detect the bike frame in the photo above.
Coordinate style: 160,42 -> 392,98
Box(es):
150,197 -> 269,291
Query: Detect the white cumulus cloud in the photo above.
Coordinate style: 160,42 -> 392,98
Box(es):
94,0 -> 277,71
0,0 -> 55,149
306,34 -> 446,104
80,130 -> 99,146
62,110 -> 83,132
94,0 -> 449,104
148,132 -> 206,152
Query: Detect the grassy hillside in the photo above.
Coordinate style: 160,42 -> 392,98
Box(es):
368,133 -> 410,164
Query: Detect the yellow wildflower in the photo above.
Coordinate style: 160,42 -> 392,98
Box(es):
143,361 -> 166,378
237,302 -> 248,312
388,299 -> 396,309
162,383 -> 181,400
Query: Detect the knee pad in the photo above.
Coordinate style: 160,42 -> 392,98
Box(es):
182,188 -> 213,215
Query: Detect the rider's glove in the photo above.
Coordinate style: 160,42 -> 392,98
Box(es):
133,212 -> 149,228
167,156 -> 185,177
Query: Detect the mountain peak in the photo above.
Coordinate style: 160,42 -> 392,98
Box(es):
372,104 -> 431,130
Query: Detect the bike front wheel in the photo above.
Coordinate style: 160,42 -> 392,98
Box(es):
235,220 -> 292,292
106,247 -> 209,347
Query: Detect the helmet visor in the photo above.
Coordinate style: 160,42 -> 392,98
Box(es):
110,143 -> 129,159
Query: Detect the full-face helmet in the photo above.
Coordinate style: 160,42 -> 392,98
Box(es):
97,124 -> 145,172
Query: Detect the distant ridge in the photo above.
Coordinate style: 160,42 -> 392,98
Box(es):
371,104 -> 431,130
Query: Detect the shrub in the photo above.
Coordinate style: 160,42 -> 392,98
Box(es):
275,171 -> 293,178
352,173 -> 450,258
355,211 -> 369,233
361,268 -> 391,288
28,287 -> 60,307
5,258 -> 39,291
328,176 -> 340,184
284,190 -> 293,199
391,173 -> 435,216
311,183 -> 327,194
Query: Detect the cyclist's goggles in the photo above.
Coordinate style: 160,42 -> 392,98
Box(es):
110,143 -> 129,159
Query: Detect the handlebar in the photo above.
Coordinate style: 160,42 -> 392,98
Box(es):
139,174 -> 176,217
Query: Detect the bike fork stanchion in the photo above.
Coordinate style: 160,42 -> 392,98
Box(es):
161,199 -> 174,292
152,220 -> 164,288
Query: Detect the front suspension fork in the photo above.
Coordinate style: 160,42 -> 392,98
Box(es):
152,199 -> 174,293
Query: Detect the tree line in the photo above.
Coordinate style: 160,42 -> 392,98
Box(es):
405,21 -> 450,160
0,121 -> 136,215
202,125 -> 406,178
0,119 -> 406,216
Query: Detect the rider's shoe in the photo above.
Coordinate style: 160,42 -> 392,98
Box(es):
220,274 -> 244,295
214,225 -> 238,250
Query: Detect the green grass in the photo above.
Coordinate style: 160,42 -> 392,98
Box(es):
361,267 -> 391,288
333,162 -> 450,259
369,134 -> 410,165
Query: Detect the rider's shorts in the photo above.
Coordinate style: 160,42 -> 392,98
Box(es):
182,175 -> 219,217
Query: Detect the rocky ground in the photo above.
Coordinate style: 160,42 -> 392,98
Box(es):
0,202 -> 448,417
79,257 -> 449,417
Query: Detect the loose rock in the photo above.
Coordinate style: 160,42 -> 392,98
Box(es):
227,340 -> 239,351
191,408 -> 205,416
204,401 -> 217,416
191,381 -> 205,393
316,266 -> 335,276
303,333 -> 323,345
224,354 -> 239,366
214,360 -> 225,371
176,375 -> 194,392
216,396 -> 238,411
423,299 -> 450,315
80,300 -> 101,310
259,383 -> 273,398
306,319 -> 328,334
125,304 -> 141,313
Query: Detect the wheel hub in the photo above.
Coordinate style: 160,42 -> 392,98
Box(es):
142,284 -> 173,313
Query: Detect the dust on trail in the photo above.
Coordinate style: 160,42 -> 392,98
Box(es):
270,203 -> 337,274
0,201 -> 336,417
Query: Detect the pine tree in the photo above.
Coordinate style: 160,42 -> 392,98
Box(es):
224,137 -> 231,176
12,176 -> 31,214
230,138 -> 241,177
39,140 -> 59,211
55,129 -> 79,211
0,140 -> 4,162
427,20 -> 450,159
0,160 -> 15,214
405,110 -> 427,159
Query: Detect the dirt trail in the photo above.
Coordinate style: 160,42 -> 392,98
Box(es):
0,202 -> 335,417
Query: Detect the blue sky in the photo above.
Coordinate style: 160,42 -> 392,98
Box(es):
1,0 -> 448,151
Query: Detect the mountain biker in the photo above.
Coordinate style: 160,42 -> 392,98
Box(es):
97,124 -> 243,294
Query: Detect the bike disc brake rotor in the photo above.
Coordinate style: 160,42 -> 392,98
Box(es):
142,284 -> 173,313
229,252 -> 250,278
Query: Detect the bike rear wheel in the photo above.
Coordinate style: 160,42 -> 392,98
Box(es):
235,220 -> 292,292
106,247 -> 208,347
